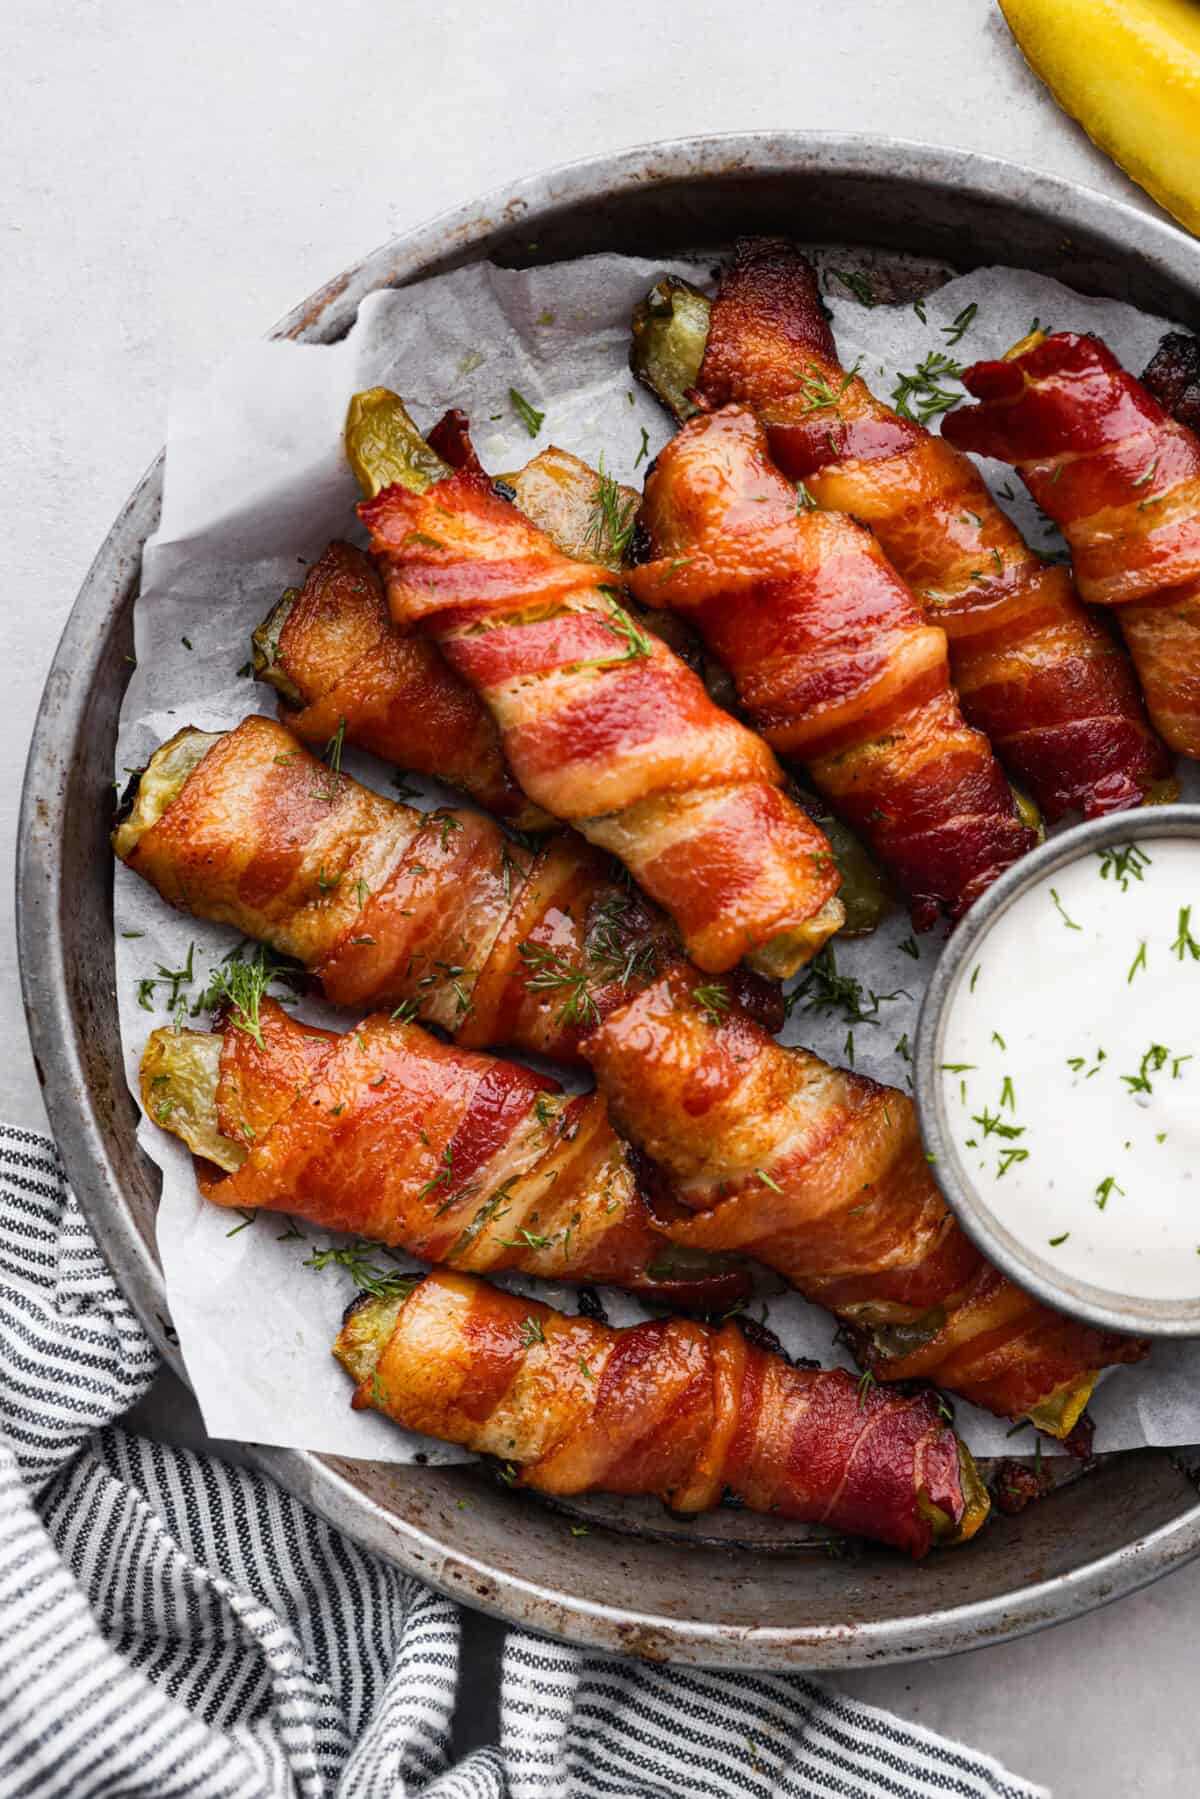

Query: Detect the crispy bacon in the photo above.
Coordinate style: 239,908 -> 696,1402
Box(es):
116,715 -> 782,1063
163,1000 -> 746,1309
361,471 -> 843,976
261,541 -> 544,826
630,406 -> 1034,927
1143,332 -> 1200,436
695,240 -> 1168,817
585,965 -> 1146,1433
943,331 -> 1200,757
336,1268 -> 989,1556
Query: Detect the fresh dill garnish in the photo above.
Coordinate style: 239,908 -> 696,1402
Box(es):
1096,843 -> 1151,891
1131,455 -> 1158,489
996,1147 -> 1029,1177
585,892 -> 658,991
534,1092 -> 559,1131
786,943 -> 905,1025
1121,1043 -> 1189,1095
755,1168 -> 782,1193
310,716 -> 346,803
1050,888 -> 1082,931
577,1356 -> 592,1381
303,1238 -> 422,1299
940,1063 -> 976,1073
225,1209 -> 257,1238
519,1315 -> 546,1349
509,387 -> 545,437
969,964 -> 981,993
634,426 -> 651,469
971,1106 -> 1025,1142
912,298 -> 927,324
390,997 -> 420,1024
195,942 -> 292,1050
992,1030 -> 1007,1051
569,590 -> 654,675
833,269 -> 874,307
941,302 -> 978,346
1000,1075 -> 1016,1111
1094,1175 -> 1124,1211
890,350 -> 964,424
496,1225 -> 554,1252
317,866 -> 341,893
895,1032 -> 911,1062
856,1367 -> 877,1408
135,942 -> 196,1013
1172,905 -> 1200,962
1048,1231 -> 1070,1247
898,935 -> 920,960
518,941 -> 599,1031
585,459 -> 637,564
1067,1047 -> 1106,1079
1127,941 -> 1148,984
692,983 -> 731,1025
794,360 -> 860,416
795,479 -> 818,512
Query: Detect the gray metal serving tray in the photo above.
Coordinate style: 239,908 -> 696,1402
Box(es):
18,133 -> 1200,1669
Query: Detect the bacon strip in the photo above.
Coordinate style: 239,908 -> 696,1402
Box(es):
259,541 -> 544,827
361,471 -> 843,976
155,999 -> 744,1309
943,331 -> 1200,757
585,965 -> 1145,1433
336,1269 -> 989,1556
694,240 -> 1168,817
630,407 -> 1034,927
115,715 -> 782,1064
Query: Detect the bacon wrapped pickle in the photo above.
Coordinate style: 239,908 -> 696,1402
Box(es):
253,391 -> 652,830
630,406 -> 1034,927
632,242 -> 1169,820
253,540 -> 544,828
360,464 -> 844,977
585,965 -> 1146,1434
943,330 -> 1200,757
141,999 -> 747,1309
113,714 -> 781,1064
335,1269 -> 989,1556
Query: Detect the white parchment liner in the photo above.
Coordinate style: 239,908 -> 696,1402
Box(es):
114,252 -> 1199,1458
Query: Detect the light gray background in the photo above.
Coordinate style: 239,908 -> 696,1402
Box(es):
5,1 -> 1197,1791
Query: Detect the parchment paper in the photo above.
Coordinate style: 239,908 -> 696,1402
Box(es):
116,251 -> 1200,1459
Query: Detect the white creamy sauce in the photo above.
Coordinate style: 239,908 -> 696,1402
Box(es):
940,838 -> 1200,1301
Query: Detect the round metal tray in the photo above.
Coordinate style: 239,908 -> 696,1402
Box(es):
18,132 -> 1200,1670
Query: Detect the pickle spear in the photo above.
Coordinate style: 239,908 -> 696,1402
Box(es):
630,277 -> 712,420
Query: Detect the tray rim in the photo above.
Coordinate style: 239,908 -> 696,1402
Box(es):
18,128 -> 1200,1670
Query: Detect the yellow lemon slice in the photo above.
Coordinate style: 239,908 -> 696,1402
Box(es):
1000,0 -> 1200,236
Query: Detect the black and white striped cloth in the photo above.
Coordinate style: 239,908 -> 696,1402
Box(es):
0,1125 -> 1046,1799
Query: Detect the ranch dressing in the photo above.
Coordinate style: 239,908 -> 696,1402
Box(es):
940,838 -> 1200,1301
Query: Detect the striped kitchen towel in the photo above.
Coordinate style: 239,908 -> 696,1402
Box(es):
0,1125 -> 1047,1799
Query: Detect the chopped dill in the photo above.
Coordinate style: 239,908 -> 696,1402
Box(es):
941,302 -> 978,346
1172,905 -> 1200,962
1096,843 -> 1151,891
832,269 -> 875,307
303,1238 -> 421,1299
585,459 -> 637,564
1050,888 -> 1082,931
692,983 -> 732,1025
509,387 -> 545,437
310,716 -> 346,803
890,350 -> 965,424
518,941 -> 599,1031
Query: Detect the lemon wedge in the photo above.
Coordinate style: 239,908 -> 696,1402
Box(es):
1000,0 -> 1200,236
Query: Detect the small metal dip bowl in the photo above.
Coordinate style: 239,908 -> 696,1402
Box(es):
916,804 -> 1200,1339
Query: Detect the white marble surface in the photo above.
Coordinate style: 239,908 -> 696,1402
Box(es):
4,1 -> 1197,1790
